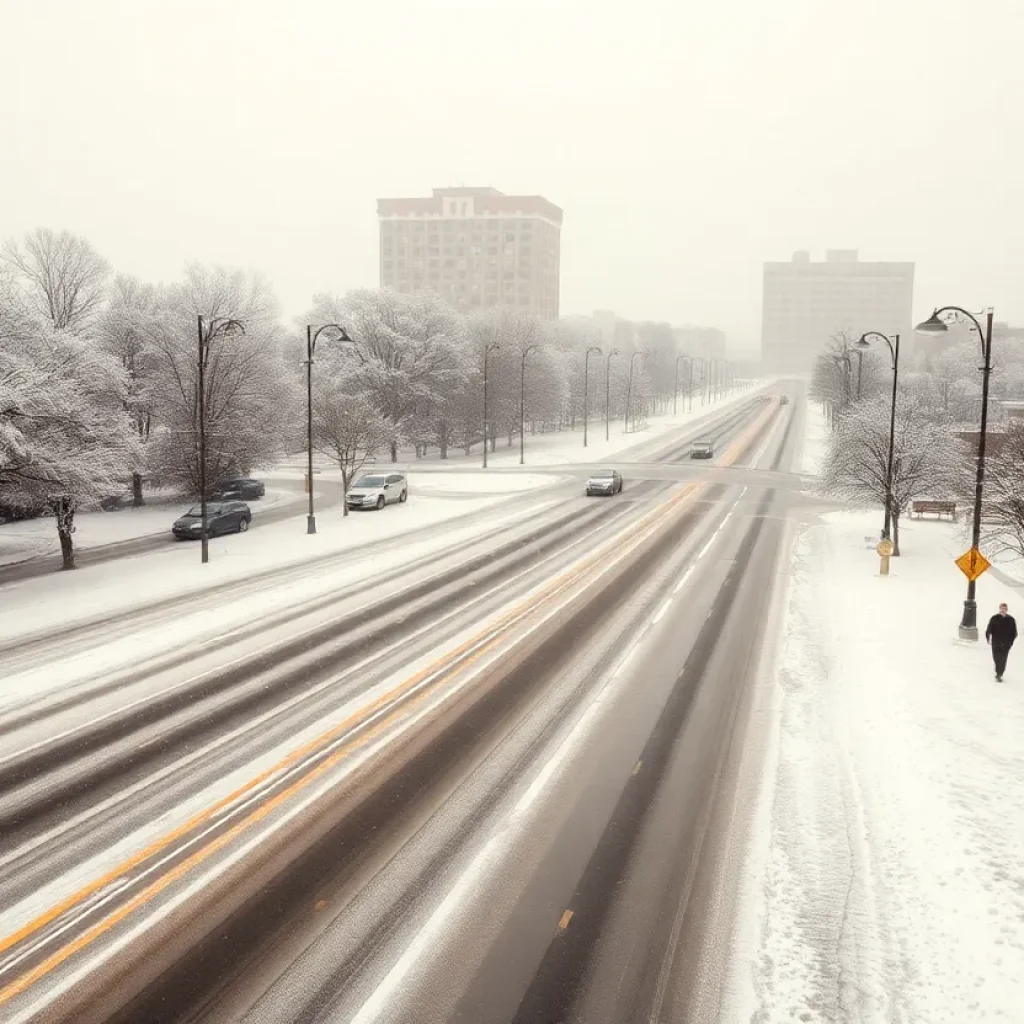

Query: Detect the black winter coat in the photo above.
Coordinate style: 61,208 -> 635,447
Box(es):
986,614 -> 1018,647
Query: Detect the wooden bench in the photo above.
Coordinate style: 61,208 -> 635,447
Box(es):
911,500 -> 956,520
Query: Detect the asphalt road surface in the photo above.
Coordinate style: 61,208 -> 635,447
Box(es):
0,383 -> 810,1023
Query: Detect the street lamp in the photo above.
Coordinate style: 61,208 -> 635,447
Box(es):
519,343 -> 539,465
605,348 -> 619,441
855,332 -> 901,547
482,340 -> 501,469
583,344 -> 602,447
624,351 -> 646,432
916,306 -> 995,640
686,355 -> 695,411
304,323 -> 353,534
196,315 -> 245,564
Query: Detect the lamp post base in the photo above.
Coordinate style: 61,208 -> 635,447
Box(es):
307,515 -> 317,535
959,598 -> 979,641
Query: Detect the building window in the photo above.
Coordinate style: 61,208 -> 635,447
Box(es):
505,232 -> 515,242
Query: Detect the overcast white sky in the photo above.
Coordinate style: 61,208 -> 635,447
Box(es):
2,0 -> 1023,352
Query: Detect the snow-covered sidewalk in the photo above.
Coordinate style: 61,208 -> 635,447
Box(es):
730,511 -> 1024,1022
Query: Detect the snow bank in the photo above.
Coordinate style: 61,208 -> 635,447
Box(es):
408,472 -> 557,495
729,510 -> 1024,1022
800,397 -> 827,475
0,493 -> 522,643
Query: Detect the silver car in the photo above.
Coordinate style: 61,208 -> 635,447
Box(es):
346,472 -> 408,511
586,469 -> 624,496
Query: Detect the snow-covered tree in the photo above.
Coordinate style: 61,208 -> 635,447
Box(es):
0,321 -> 138,569
97,275 -> 161,504
312,384 -> 393,514
309,288 -> 465,460
2,228 -> 111,332
978,423 -> 1024,561
821,395 -> 969,555
145,265 -> 296,494
824,398 -> 959,540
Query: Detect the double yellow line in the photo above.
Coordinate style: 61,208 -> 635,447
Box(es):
0,398 -> 779,1012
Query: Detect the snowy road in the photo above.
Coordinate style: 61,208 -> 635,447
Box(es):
0,384 -> 809,1024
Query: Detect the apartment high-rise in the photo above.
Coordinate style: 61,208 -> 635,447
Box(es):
761,250 -> 914,373
376,187 -> 562,319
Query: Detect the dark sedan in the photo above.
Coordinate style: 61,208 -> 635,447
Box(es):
172,501 -> 252,540
211,477 -> 265,500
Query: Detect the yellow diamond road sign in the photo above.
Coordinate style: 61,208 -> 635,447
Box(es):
955,547 -> 991,582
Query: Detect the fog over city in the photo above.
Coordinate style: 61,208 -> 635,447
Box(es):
3,0 -> 1023,351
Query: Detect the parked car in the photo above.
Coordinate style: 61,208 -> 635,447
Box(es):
779,395 -> 790,405
690,439 -> 714,459
172,501 -> 252,539
586,469 -> 624,496
211,477 -> 265,501
346,473 -> 408,511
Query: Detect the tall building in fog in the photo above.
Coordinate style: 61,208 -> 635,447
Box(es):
376,187 -> 562,319
761,250 -> 914,373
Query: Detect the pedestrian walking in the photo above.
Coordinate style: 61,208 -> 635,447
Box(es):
985,602 -> 1017,682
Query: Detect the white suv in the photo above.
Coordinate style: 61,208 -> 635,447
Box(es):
346,473 -> 408,511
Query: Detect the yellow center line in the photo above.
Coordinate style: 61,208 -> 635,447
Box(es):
0,398 -> 779,1008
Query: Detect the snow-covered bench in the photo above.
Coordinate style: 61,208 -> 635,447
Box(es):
911,500 -> 956,520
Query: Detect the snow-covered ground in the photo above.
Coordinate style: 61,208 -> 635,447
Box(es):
0,487 -> 295,567
0,492 -> 540,647
728,513 -> 1024,1016
409,472 -> 557,495
799,397 -> 827,475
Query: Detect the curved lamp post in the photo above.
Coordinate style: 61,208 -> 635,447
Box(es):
583,344 -> 602,447
855,332 -> 901,549
916,306 -> 995,640
196,315 -> 245,564
519,343 -> 539,465
482,340 -> 501,468
304,323 -> 353,534
605,348 -> 620,441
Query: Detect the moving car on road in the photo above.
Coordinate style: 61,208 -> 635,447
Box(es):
690,439 -> 714,459
212,477 -> 265,500
779,395 -> 790,405
172,501 -> 252,539
586,469 -> 624,496
346,473 -> 408,511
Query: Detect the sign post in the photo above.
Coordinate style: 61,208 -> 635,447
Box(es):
876,537 -> 895,575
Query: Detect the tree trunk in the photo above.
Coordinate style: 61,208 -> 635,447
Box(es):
490,433 -> 497,453
390,440 -> 398,463
892,513 -> 901,557
340,466 -> 349,517
131,472 -> 145,507
440,439 -> 448,460
55,497 -> 76,570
